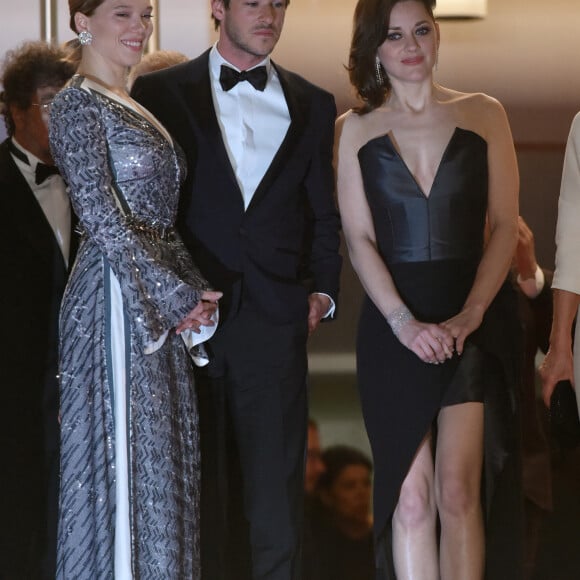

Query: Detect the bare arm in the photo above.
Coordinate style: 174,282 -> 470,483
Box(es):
441,97 -> 519,353
335,113 -> 453,364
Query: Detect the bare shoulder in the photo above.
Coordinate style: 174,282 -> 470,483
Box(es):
446,89 -> 504,115
336,108 -> 390,154
335,109 -> 360,143
336,108 -> 355,132
442,89 -> 510,141
465,91 -> 505,117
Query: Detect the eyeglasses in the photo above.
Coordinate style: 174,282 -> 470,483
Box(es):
32,101 -> 53,113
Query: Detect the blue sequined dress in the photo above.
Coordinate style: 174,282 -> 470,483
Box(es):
49,75 -> 213,579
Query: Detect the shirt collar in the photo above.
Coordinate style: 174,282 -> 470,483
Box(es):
10,138 -> 45,172
10,138 -> 61,188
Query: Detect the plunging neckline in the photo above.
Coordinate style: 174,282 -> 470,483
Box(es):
385,127 -> 460,199
76,74 -> 173,145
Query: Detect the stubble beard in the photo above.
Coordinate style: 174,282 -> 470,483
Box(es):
224,20 -> 279,61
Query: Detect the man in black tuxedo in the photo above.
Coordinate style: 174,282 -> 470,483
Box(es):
0,41 -> 75,579
131,1 -> 342,578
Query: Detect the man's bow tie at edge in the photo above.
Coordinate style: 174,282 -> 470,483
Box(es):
35,163 -> 60,185
219,65 -> 268,92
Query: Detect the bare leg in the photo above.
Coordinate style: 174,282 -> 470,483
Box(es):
392,434 -> 438,580
435,402 -> 485,580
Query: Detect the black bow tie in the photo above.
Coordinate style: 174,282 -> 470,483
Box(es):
35,163 -> 60,185
219,65 -> 268,92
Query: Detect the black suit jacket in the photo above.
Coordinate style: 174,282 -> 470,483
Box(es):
0,138 -> 71,448
132,50 -> 342,325
0,138 -> 76,576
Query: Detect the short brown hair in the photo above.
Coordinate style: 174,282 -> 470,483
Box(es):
348,0 -> 436,114
0,41 -> 75,136
211,0 -> 291,30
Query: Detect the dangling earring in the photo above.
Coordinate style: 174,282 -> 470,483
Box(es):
435,49 -> 439,71
78,30 -> 93,46
375,56 -> 385,86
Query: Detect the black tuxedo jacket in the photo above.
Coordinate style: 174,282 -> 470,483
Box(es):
0,138 -> 76,576
0,138 -> 72,448
132,50 -> 342,325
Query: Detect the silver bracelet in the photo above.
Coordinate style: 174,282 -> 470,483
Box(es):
386,305 -> 415,338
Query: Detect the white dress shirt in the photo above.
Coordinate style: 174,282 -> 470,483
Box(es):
11,138 -> 72,267
209,45 -> 290,210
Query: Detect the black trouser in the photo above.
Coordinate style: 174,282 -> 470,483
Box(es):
197,305 -> 308,580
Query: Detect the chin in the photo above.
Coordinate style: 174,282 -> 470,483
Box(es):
127,55 -> 144,67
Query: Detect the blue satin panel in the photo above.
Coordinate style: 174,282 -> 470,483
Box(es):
357,127 -> 488,265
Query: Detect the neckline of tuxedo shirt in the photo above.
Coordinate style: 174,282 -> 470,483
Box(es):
209,44 -> 291,210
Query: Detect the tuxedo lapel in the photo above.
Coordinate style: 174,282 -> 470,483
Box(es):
178,57 -> 310,213
178,58 -> 244,203
246,63 -> 310,212
0,143 -> 66,272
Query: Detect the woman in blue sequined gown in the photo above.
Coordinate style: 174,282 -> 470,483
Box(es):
336,1 -> 521,579
48,1 -> 221,578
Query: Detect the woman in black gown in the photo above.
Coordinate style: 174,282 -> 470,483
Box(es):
335,1 -> 521,578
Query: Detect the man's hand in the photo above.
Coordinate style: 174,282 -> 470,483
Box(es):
307,293 -> 331,335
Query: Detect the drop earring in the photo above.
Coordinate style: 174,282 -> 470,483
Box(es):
78,30 -> 93,46
375,56 -> 385,86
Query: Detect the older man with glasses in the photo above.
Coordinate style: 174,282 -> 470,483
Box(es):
0,40 -> 75,580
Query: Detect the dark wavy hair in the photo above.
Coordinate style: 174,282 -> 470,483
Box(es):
211,0 -> 291,30
0,41 -> 75,136
348,0 -> 436,114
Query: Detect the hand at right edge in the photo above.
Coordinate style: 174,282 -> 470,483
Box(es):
539,344 -> 575,408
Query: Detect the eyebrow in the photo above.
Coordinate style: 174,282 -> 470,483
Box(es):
388,20 -> 430,30
111,3 -> 153,9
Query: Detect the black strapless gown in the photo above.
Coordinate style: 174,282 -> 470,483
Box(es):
356,128 -> 523,579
